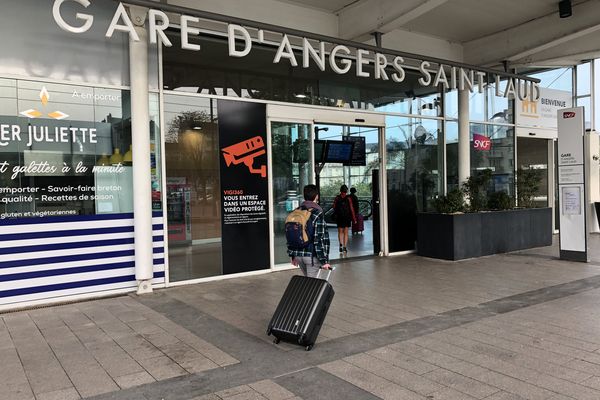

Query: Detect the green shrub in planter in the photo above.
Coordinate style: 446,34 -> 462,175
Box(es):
462,169 -> 492,212
433,189 -> 465,214
487,191 -> 514,210
517,168 -> 543,208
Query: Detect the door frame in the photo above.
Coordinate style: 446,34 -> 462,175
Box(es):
266,104 -> 388,270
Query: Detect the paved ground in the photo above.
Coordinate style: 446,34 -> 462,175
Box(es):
1,235 -> 600,400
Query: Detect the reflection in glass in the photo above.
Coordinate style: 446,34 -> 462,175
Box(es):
164,95 -> 222,281
0,78 -> 134,219
517,137 -> 549,208
271,122 -> 312,265
470,123 -> 515,196
445,121 -> 459,192
577,62 -> 591,96
386,116 -> 442,252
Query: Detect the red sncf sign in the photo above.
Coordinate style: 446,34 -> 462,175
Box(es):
473,133 -> 491,151
563,111 -> 576,118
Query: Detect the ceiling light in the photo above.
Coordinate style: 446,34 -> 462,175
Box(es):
559,0 -> 572,18
294,93 -> 308,99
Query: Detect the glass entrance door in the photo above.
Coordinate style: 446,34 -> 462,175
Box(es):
271,121 -> 313,266
517,137 -> 550,208
517,137 -> 550,207
268,105 -> 386,267
314,123 -> 380,260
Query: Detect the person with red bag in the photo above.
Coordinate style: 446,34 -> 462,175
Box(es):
332,184 -> 356,254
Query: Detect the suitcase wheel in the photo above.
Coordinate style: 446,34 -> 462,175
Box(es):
273,338 -> 280,344
305,344 -> 313,351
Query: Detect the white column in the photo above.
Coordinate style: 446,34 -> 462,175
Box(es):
458,89 -> 470,185
129,12 -> 153,294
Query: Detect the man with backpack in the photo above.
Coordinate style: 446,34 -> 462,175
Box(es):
286,184 -> 331,278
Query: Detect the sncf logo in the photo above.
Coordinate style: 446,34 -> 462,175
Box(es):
563,112 -> 576,119
473,133 -> 491,151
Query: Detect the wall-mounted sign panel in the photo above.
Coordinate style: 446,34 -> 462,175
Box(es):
516,88 -> 572,130
557,107 -> 588,262
218,100 -> 270,275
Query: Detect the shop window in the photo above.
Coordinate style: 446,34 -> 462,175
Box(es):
163,94 -> 222,281
0,79 -> 135,219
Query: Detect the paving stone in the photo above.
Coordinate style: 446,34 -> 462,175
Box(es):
215,385 -> 253,398
114,371 -> 155,389
0,381 -> 36,400
366,347 -> 439,375
248,380 -> 296,400
226,391 -> 268,400
390,342 -> 554,400
422,367 -> 499,399
427,387 -> 479,399
189,394 -> 221,400
36,387 -> 81,400
482,392 -> 528,400
433,327 -> 593,383
320,360 -> 426,400
159,342 -> 203,363
179,356 -> 220,374
343,352 -> 443,395
137,355 -> 187,380
410,335 -> 600,400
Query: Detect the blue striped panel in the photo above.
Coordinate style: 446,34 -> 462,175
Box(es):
0,271 -> 165,299
0,226 -> 135,242
0,212 -> 166,306
0,238 -> 135,255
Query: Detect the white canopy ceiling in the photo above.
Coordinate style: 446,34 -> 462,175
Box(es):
276,0 -> 600,69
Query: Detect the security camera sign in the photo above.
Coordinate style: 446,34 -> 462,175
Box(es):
218,100 -> 270,275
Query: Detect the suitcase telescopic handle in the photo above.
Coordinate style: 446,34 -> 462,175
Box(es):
317,266 -> 335,281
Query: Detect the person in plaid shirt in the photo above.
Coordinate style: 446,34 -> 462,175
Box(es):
288,184 -> 331,278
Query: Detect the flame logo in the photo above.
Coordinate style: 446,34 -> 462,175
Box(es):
40,87 -> 50,107
20,87 -> 69,120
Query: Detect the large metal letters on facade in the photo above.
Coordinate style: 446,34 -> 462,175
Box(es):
52,0 -> 540,101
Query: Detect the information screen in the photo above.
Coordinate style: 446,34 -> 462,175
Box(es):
343,136 -> 366,166
325,141 -> 354,163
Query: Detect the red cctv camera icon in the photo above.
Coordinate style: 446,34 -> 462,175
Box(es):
221,136 -> 267,178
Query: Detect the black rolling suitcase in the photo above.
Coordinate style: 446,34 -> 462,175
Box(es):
267,268 -> 334,351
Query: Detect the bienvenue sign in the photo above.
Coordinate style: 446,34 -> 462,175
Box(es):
52,0 -> 540,100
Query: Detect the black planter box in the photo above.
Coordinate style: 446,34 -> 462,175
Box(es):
417,208 -> 553,260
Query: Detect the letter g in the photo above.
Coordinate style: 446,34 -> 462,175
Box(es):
53,0 -> 94,33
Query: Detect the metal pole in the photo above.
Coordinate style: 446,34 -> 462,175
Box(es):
458,89 -> 470,186
128,7 -> 154,294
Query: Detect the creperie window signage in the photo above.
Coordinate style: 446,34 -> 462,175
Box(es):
52,0 -> 540,101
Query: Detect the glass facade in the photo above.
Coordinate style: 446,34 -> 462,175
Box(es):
470,123 -> 515,196
385,116 -> 443,251
0,78 -> 135,219
163,94 -> 222,281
